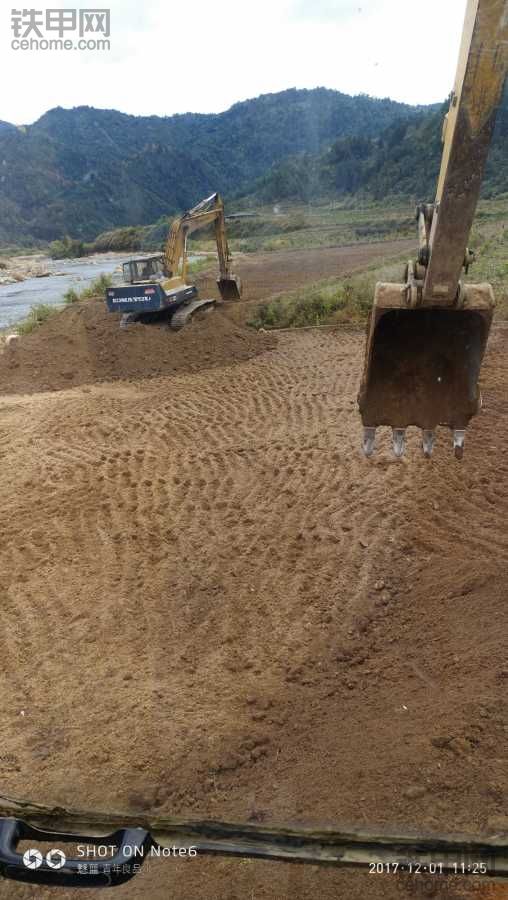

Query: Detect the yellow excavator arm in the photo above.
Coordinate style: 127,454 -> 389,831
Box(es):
358,0 -> 508,459
423,0 -> 508,305
163,193 -> 241,301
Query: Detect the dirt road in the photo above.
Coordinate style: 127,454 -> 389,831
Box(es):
0,242 -> 506,899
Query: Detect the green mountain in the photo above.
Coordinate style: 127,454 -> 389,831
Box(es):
249,87 -> 508,204
0,89 -> 432,245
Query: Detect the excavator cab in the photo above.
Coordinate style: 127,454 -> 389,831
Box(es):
122,255 -> 164,284
359,0 -> 506,459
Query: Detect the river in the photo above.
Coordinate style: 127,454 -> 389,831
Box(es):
0,254 -> 132,330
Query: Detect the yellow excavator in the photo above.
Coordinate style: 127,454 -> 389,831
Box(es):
105,193 -> 242,329
359,0 -> 508,459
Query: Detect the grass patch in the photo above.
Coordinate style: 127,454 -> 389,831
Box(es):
248,201 -> 508,329
249,259 -> 405,329
64,273 -> 112,304
465,215 -> 508,318
186,255 -> 214,276
16,303 -> 59,334
250,280 -> 368,328
14,274 -> 114,335
495,286 -> 508,319
189,202 -> 413,255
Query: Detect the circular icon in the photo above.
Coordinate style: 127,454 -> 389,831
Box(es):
46,849 -> 66,869
23,848 -> 43,869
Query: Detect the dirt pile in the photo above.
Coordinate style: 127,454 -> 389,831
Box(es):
0,237 -> 415,395
0,298 -> 275,394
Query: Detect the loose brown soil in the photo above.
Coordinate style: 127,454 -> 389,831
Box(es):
0,300 -> 276,395
0,239 -> 413,397
0,242 -> 506,900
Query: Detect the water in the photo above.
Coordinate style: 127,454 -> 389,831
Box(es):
0,255 -> 132,329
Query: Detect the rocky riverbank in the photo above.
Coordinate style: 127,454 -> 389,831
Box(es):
0,253 -> 55,285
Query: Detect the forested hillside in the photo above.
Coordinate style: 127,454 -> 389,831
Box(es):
0,89 -> 430,244
3,83 -> 506,247
249,87 -> 508,204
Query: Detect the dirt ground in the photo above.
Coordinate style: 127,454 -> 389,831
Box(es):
0,241 -> 506,899
0,239 -> 413,396
200,238 -> 418,311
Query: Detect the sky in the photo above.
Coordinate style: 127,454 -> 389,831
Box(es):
1,0 -> 468,124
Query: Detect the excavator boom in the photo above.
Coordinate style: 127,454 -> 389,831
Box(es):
164,192 -> 242,301
358,0 -> 508,458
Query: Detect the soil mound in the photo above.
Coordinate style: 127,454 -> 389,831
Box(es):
0,298 -> 275,394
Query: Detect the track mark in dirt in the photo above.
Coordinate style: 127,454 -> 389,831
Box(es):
0,324 -> 506,900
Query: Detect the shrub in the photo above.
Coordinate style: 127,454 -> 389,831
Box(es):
49,235 -> 86,259
89,227 -> 142,253
248,265 -> 400,330
16,303 -> 58,334
63,288 -> 80,304
64,273 -> 112,303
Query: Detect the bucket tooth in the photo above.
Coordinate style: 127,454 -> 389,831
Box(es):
392,428 -> 406,458
362,427 -> 376,457
453,429 -> 466,460
422,429 -> 436,458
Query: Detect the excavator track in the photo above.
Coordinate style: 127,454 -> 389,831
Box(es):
169,298 -> 216,330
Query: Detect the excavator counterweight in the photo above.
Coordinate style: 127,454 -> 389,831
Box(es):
358,0 -> 508,458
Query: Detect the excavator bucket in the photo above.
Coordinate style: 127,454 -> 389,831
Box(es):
358,282 -> 494,458
356,0 -> 507,458
217,274 -> 242,302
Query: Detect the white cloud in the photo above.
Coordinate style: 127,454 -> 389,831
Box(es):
289,1 -> 365,23
1,0 -> 467,124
